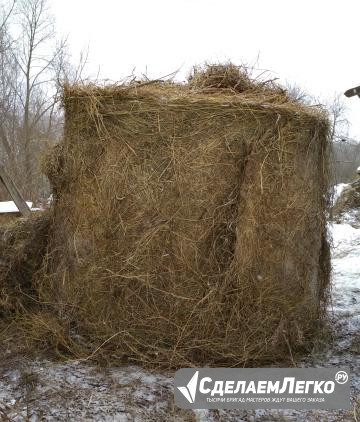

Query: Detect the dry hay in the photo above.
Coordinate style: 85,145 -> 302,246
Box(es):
0,65 -> 331,368
188,63 -> 255,92
333,179 -> 360,219
0,213 -> 20,225
0,213 -> 51,316
188,63 -> 285,96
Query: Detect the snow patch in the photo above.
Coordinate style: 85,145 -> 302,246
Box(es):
330,216 -> 360,340
333,183 -> 349,204
0,201 -> 33,213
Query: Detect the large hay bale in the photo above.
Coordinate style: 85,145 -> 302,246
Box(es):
33,68 -> 331,367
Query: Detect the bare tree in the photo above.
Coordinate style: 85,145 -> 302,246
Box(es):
12,0 -> 66,196
0,1 -> 17,162
328,94 -> 349,142
332,140 -> 360,183
327,96 -> 359,184
0,0 -> 89,201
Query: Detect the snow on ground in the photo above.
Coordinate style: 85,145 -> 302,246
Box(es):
0,361 -> 180,421
331,221 -> 360,330
0,201 -> 33,213
333,183 -> 349,204
0,210 -> 359,421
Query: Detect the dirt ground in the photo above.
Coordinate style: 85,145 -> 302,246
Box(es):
0,203 -> 359,421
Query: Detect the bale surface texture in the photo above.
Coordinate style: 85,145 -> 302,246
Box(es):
20,75 -> 330,367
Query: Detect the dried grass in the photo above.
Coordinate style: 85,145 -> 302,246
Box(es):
0,65 -> 331,368
0,213 -> 51,316
188,63 -> 285,96
333,179 -> 360,218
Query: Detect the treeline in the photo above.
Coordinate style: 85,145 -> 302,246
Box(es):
0,0 -> 85,202
0,2 -> 357,203
288,85 -> 360,185
332,140 -> 360,183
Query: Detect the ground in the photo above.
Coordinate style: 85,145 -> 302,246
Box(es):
0,189 -> 359,421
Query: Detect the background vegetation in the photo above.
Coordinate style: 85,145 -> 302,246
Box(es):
0,0 -> 358,205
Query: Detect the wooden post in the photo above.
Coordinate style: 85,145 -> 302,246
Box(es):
0,165 -> 31,217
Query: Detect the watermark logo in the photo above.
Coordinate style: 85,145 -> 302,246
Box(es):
174,368 -> 350,410
335,371 -> 348,384
177,371 -> 199,403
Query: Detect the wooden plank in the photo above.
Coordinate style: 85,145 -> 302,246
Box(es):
344,85 -> 360,98
0,165 -> 31,217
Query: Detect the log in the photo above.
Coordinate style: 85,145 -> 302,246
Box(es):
0,166 -> 31,216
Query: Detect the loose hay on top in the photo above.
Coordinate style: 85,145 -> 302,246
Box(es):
12,67 -> 331,368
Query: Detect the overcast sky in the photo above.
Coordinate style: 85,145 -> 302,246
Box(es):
50,0 -> 360,141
